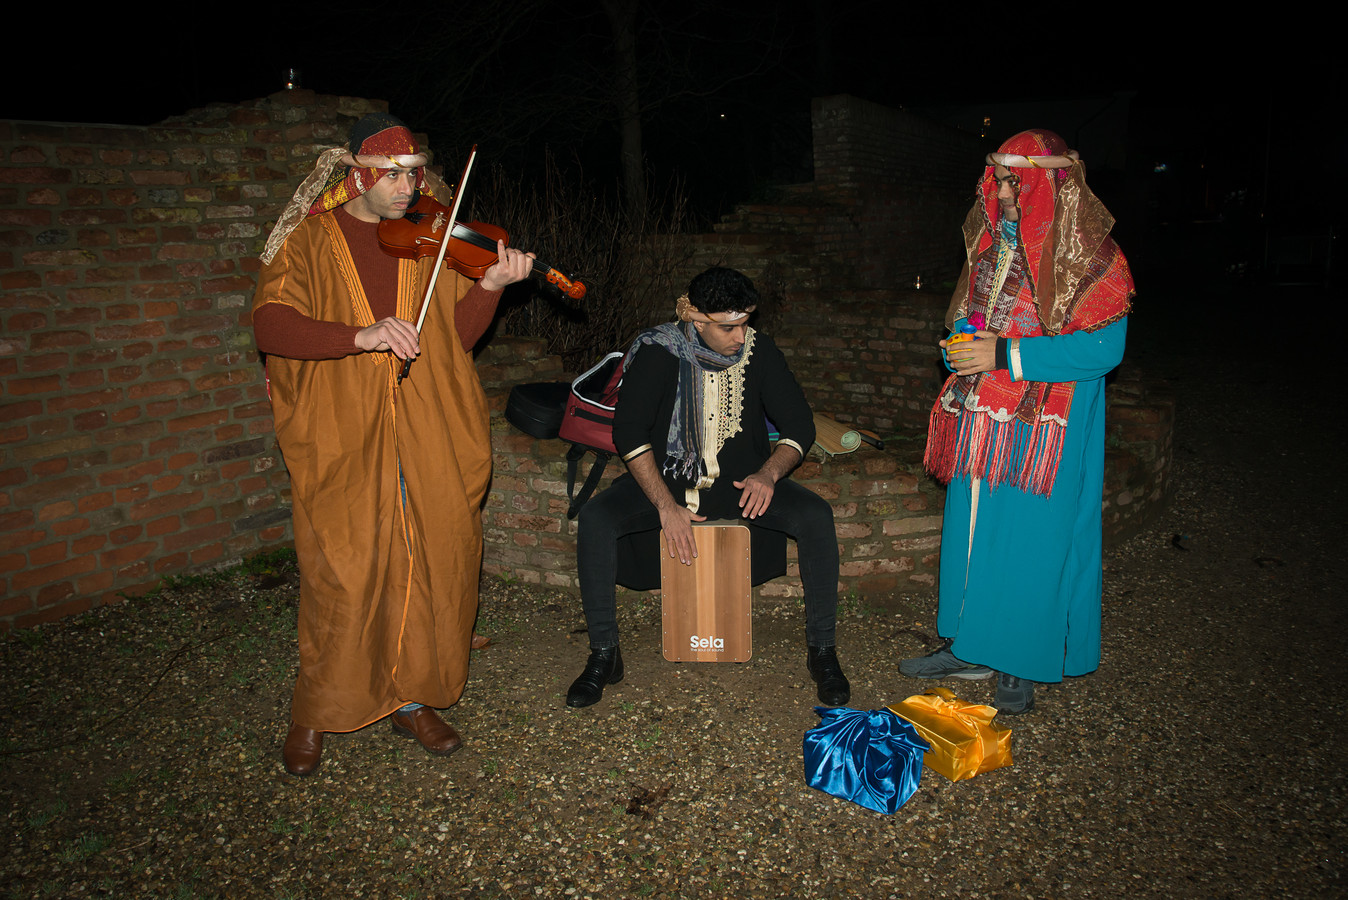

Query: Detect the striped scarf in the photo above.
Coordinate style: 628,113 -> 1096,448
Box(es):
626,322 -> 750,484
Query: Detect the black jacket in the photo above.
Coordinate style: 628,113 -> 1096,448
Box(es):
612,330 -> 814,519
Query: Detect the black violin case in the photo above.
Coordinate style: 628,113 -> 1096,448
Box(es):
505,381 -> 570,439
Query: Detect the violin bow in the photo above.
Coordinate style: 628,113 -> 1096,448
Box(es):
398,145 -> 478,386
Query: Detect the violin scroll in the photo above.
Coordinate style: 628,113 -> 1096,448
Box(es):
544,269 -> 586,301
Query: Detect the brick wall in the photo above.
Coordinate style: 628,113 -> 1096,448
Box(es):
661,96 -> 983,438
668,96 -> 981,294
773,289 -> 950,436
418,95 -> 1174,600
0,91 -> 385,629
471,97 -> 1170,596
1,90 -> 1171,630
1101,364 -> 1175,542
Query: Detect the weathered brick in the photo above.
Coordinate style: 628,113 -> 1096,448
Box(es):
109,524 -> 144,544
144,399 -> 195,430
128,378 -> 190,399
11,554 -> 96,591
128,490 -> 204,521
77,492 -> 114,513
99,542 -> 157,567
191,543 -> 226,565
76,571 -> 116,596
0,529 -> 43,553
5,311 -> 48,331
72,533 -> 106,553
0,424 -> 30,444
13,475 -> 95,508
220,460 -> 251,480
839,557 -> 914,576
0,593 -> 34,618
105,247 -> 154,265
834,522 -> 873,539
163,522 -> 231,553
145,515 -> 181,538
129,170 -> 190,186
96,459 -> 167,487
202,437 -> 265,464
47,389 -> 123,413
31,585 -> 80,612
0,167 -> 72,185
882,515 -> 943,536
14,435 -> 94,463
57,209 -> 127,227
0,212 -> 51,231
94,322 -> 167,341
0,400 -> 42,422
494,513 -> 562,533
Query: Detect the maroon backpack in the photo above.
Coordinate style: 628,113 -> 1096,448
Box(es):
559,352 -> 624,518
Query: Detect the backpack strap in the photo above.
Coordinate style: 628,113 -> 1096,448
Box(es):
566,444 -> 612,520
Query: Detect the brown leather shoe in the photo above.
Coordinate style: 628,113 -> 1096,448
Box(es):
390,707 -> 463,756
471,633 -> 491,650
283,723 -> 323,776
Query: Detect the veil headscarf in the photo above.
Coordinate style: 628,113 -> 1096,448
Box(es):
926,130 -> 1134,497
260,113 -> 449,264
947,129 -> 1132,336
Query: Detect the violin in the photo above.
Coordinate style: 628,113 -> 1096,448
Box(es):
378,193 -> 586,300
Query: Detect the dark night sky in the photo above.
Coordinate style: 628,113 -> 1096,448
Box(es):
9,8 -> 1247,126
7,5 -> 1340,233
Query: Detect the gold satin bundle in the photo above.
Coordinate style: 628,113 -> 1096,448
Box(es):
889,687 -> 1013,782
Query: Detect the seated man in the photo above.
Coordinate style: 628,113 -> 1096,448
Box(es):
567,266 -> 849,708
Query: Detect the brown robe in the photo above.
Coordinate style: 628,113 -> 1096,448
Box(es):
253,212 -> 491,733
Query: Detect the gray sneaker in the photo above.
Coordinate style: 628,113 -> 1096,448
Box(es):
898,639 -> 993,680
993,673 -> 1035,715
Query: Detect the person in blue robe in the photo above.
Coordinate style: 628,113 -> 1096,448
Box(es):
901,130 -> 1135,714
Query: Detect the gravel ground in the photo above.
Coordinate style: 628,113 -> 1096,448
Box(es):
2,284 -> 1343,899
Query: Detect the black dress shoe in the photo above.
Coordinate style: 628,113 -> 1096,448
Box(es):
807,645 -> 851,706
566,646 -> 623,708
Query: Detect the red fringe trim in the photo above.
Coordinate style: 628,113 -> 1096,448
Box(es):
925,395 -> 1065,497
924,394 -> 957,483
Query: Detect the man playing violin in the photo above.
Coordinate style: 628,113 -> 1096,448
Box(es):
253,112 -> 533,776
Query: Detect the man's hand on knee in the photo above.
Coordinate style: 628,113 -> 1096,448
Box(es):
734,471 -> 777,519
735,445 -> 800,519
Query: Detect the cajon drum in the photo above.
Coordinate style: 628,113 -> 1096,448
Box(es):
660,521 -> 752,662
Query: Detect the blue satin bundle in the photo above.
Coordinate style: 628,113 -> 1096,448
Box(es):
803,707 -> 929,814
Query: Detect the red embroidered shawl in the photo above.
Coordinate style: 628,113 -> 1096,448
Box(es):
925,130 -> 1134,496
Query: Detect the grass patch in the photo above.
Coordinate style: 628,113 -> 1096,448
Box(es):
56,833 -> 109,864
635,725 -> 661,751
105,770 -> 139,793
8,628 -> 45,651
25,798 -> 67,832
241,547 -> 298,576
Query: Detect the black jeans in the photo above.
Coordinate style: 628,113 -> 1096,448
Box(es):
576,476 -> 839,648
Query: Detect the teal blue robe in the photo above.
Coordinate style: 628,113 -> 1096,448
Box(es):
938,318 -> 1127,683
